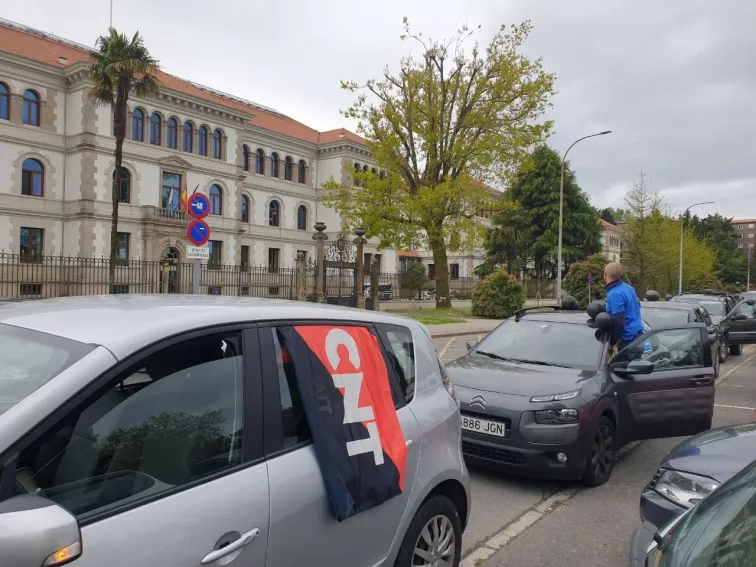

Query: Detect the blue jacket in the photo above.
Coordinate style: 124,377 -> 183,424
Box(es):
606,280 -> 643,344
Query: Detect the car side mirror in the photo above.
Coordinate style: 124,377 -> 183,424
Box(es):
0,495 -> 82,567
613,359 -> 654,377
466,341 -> 477,352
731,313 -> 748,321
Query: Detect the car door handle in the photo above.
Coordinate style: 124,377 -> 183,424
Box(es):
201,528 -> 260,565
691,376 -> 713,386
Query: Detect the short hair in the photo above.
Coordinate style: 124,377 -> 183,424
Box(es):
604,262 -> 623,280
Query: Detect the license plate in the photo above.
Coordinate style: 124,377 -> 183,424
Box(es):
461,415 -> 507,437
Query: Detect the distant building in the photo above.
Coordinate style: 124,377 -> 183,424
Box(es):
731,219 -> 756,257
599,219 -> 622,262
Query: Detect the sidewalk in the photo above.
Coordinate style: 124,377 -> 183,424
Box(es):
426,318 -> 504,338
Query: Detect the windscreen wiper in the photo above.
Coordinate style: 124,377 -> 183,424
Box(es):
504,358 -> 572,368
475,350 -> 512,362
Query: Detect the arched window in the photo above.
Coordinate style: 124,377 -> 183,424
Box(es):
297,205 -> 307,231
182,122 -> 194,152
167,117 -> 178,149
198,126 -> 208,156
132,108 -> 144,141
149,112 -> 161,145
268,200 -> 280,227
21,158 -> 44,197
0,83 -> 9,121
212,129 -> 223,159
354,163 -> 361,172
379,171 -> 386,180
242,145 -> 250,172
255,148 -> 265,174
270,152 -> 279,178
241,195 -> 250,222
114,168 -> 131,203
371,168 -> 377,175
209,184 -> 223,215
22,90 -> 39,126
284,156 -> 293,181
298,159 -> 307,184
363,165 -> 369,173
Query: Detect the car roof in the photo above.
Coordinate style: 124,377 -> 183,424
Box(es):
675,294 -> 727,301
515,309 -> 592,324
0,295 -> 424,360
642,301 -> 697,312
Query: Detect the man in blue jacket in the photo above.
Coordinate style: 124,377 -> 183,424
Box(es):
604,262 -> 644,351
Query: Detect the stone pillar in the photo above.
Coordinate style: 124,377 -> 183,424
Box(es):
312,222 -> 328,303
354,228 -> 367,309
296,251 -> 307,301
9,93 -> 22,124
370,257 -> 380,311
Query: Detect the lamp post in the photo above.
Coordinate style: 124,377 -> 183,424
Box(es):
748,244 -> 753,292
678,201 -> 714,295
556,130 -> 612,300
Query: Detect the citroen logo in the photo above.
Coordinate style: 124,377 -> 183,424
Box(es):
470,395 -> 486,410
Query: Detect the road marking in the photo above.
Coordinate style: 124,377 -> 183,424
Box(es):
439,338 -> 455,359
715,404 -> 756,411
718,351 -> 756,385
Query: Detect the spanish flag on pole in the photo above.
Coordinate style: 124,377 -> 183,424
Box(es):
179,183 -> 188,212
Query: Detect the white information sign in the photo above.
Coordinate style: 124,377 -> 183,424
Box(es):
187,245 -> 210,260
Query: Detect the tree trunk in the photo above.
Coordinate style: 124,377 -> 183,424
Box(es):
109,80 -> 128,294
432,240 -> 451,308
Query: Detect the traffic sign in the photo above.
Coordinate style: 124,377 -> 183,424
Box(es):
188,193 -> 211,219
587,274 -> 594,284
186,245 -> 210,260
187,219 -> 210,246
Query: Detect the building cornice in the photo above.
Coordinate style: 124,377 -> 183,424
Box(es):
317,143 -> 372,160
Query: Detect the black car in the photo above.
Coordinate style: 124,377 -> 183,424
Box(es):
641,301 -> 725,374
672,291 -> 741,356
447,306 -> 716,487
639,423 -> 756,531
630,453 -> 756,566
719,297 -> 756,351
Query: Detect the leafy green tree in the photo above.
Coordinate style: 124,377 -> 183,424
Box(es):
398,261 -> 428,299
600,208 -> 628,224
324,19 -> 556,307
563,254 -> 611,308
471,269 -> 525,319
476,200 -> 530,277
89,29 -> 159,293
506,145 -> 602,279
688,214 -> 747,285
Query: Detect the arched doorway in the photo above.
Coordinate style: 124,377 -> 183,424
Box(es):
160,247 -> 180,293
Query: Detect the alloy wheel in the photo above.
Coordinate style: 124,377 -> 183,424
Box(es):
412,515 -> 456,567
591,423 -> 615,482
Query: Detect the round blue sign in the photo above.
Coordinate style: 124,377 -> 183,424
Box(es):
188,193 -> 211,220
187,219 -> 210,246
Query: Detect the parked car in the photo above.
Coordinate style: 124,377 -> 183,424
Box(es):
718,297 -> 756,354
639,422 -> 756,531
446,305 -> 715,487
672,290 -> 742,356
641,301 -> 725,373
630,453 -> 756,566
0,296 -> 469,567
364,284 -> 394,301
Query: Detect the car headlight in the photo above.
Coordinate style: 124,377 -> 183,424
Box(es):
654,469 -> 719,509
530,390 -> 580,403
534,408 -> 579,424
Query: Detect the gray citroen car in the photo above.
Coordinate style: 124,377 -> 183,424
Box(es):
0,295 -> 469,567
447,306 -> 716,487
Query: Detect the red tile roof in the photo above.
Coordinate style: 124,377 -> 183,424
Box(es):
732,219 -> 756,224
599,218 -> 618,228
398,250 -> 422,258
0,21 -> 366,147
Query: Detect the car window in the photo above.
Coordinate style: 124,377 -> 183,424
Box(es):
473,319 -> 602,369
658,461 -> 756,566
377,324 -> 416,404
693,300 -> 726,317
270,328 -> 311,448
11,332 -> 244,519
625,328 -> 703,370
733,301 -> 756,318
642,308 -> 690,328
0,324 -> 94,417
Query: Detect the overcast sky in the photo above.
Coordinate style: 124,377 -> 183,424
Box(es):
2,0 -> 755,219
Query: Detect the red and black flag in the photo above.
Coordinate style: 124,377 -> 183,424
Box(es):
276,326 -> 408,521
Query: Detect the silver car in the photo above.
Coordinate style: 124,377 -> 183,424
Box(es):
0,295 -> 469,567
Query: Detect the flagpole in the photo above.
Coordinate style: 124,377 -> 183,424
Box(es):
109,0 -> 113,27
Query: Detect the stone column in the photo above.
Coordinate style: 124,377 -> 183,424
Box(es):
312,222 -> 328,302
354,228 -> 367,309
370,257 -> 380,311
9,94 -> 22,124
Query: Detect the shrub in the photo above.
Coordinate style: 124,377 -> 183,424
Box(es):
686,273 -> 724,293
563,254 -> 611,309
398,262 -> 428,299
471,269 -> 525,319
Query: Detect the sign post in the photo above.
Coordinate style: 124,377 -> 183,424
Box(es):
587,273 -> 593,303
187,193 -> 211,295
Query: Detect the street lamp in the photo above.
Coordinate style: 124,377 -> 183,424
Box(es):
678,201 -> 714,295
556,130 -> 612,299
747,244 -> 753,292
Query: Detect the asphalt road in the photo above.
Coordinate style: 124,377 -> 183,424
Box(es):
432,336 -> 756,567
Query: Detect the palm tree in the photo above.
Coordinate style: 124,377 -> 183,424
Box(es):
88,29 -> 159,293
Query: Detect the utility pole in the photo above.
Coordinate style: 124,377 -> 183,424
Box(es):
748,244 -> 753,292
110,0 -> 113,28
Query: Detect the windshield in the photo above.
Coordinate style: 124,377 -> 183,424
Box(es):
0,324 -> 94,417
657,460 -> 756,566
683,299 -> 726,316
472,319 -> 602,369
642,308 -> 690,328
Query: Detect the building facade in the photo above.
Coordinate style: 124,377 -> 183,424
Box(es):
599,219 -> 622,262
732,219 -> 756,257
0,20 -> 399,273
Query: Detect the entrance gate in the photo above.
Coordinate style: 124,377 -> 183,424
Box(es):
323,233 -> 358,307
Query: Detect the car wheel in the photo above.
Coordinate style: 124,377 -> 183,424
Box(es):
718,340 -> 728,364
394,495 -> 462,567
729,343 -> 743,356
583,416 -> 616,487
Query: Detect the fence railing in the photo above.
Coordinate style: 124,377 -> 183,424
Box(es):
0,253 -> 552,302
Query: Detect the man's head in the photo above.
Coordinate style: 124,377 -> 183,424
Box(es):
604,262 -> 623,285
